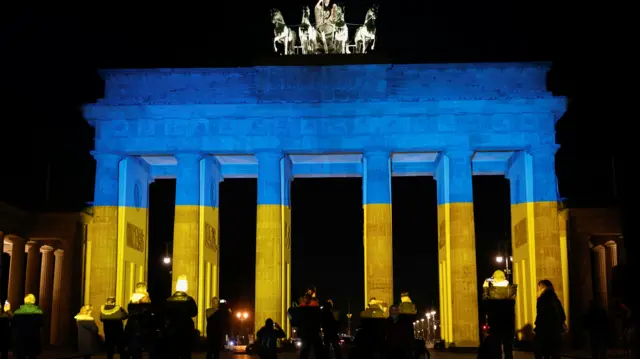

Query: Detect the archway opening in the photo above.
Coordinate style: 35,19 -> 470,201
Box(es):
219,178 -> 257,335
391,176 -> 439,339
291,178 -> 363,333
473,176 -> 512,337
147,179 -> 176,301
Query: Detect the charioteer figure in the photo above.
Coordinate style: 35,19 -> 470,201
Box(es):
314,0 -> 337,32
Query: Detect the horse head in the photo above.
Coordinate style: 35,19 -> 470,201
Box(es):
301,5 -> 311,19
271,9 -> 283,23
335,4 -> 345,20
367,5 -> 378,22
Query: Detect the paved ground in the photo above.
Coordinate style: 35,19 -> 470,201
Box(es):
38,350 -> 620,359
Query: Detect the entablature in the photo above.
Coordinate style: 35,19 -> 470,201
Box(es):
91,110 -> 558,153
95,62 -> 556,105
84,98 -> 566,124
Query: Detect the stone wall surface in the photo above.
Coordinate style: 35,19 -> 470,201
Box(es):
85,63 -> 565,155
98,63 -> 553,105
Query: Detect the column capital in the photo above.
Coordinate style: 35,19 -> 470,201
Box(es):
26,241 -> 41,251
54,249 -> 64,257
255,151 -> 284,162
442,147 -> 475,159
7,236 -> 26,246
91,151 -> 123,163
527,145 -> 559,157
363,150 -> 391,159
40,245 -> 55,253
174,152 -> 204,163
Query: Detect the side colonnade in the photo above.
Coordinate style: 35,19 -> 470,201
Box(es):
2,235 -> 71,345
88,144 -> 566,348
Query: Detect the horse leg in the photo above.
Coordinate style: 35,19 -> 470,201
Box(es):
273,39 -> 278,52
322,32 -> 328,53
371,36 -> 376,50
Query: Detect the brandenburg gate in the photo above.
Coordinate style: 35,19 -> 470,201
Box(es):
83,62 -> 568,347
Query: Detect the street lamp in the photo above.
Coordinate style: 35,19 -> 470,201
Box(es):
236,311 -> 249,343
163,242 -> 171,265
495,240 -> 513,280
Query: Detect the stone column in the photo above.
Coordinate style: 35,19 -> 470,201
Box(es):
172,153 -> 202,299
362,151 -> 393,308
196,156 -> 224,334
604,240 -> 617,310
281,157 -> 292,337
435,148 -> 479,348
591,245 -> 607,308
0,232 -> 5,303
605,240 -> 617,272
7,237 -> 26,308
39,245 -> 55,342
25,241 -> 41,298
88,153 -> 121,320
50,249 -> 65,345
507,145 -> 565,334
255,152 -> 285,334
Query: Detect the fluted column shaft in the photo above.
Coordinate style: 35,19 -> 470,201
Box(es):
591,245 -> 607,308
605,241 -> 617,310
255,152 -> 285,334
39,245 -> 55,342
172,153 -> 202,298
50,249 -> 65,345
25,241 -> 42,298
8,237 -> 26,308
88,153 -> 121,320
435,149 -> 479,347
362,151 -> 393,308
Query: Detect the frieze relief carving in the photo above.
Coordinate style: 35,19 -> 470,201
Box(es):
204,223 -> 219,252
102,113 -> 550,142
126,223 -> 145,252
514,219 -> 528,248
284,222 -> 291,250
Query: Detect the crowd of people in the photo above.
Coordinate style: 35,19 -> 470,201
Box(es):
0,275 -> 231,359
0,275 -> 633,359
283,285 -> 427,359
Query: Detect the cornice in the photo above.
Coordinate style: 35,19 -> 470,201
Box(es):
93,63 -> 557,107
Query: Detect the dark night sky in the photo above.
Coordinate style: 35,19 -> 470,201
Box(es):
0,2 -> 623,321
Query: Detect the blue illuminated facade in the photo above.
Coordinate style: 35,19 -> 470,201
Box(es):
83,62 -> 567,347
